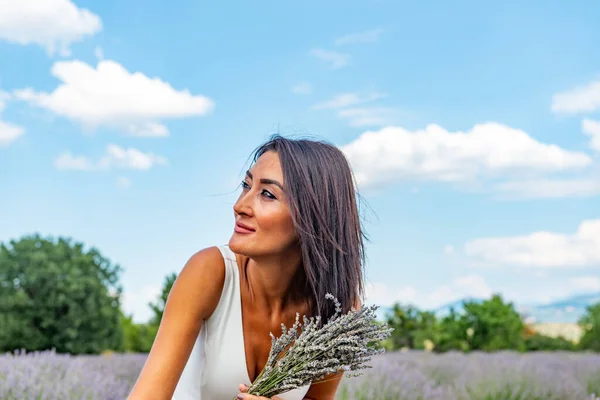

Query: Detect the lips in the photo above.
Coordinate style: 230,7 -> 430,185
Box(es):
235,221 -> 256,232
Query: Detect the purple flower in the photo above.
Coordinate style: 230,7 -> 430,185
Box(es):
1,348 -> 599,399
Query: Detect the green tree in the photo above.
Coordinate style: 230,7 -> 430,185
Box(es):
117,272 -> 177,354
524,333 -> 576,351
0,234 -> 124,354
578,303 -> 600,352
148,272 -> 177,326
121,311 -> 158,353
411,310 -> 439,350
385,304 -> 421,349
436,307 -> 471,352
385,304 -> 439,350
435,295 -> 525,353
460,294 -> 525,351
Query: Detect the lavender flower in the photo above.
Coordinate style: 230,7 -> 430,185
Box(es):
2,329 -> 600,399
238,293 -> 394,399
336,350 -> 600,400
0,348 -> 146,399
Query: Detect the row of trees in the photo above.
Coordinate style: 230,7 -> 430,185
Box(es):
382,294 -> 600,353
0,234 -> 177,354
1,233 -> 599,355
120,272 -> 177,353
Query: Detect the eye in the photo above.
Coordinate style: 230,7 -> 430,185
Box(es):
240,181 -> 276,200
261,189 -> 276,199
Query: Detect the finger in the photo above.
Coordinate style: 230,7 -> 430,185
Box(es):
235,393 -> 268,400
238,383 -> 249,393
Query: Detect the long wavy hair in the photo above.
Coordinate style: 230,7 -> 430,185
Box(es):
245,133 -> 369,324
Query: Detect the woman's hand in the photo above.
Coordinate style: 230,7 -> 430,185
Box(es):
236,383 -> 283,400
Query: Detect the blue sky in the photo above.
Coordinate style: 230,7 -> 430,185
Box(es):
1,0 -> 599,323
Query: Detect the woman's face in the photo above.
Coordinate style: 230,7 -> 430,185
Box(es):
229,151 -> 298,258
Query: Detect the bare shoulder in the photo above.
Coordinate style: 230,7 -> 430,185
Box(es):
172,245 -> 227,319
127,245 -> 226,399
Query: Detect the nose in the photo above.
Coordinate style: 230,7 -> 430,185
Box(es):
233,189 -> 254,218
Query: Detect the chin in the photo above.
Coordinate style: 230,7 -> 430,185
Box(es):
228,234 -> 255,256
228,235 -> 277,258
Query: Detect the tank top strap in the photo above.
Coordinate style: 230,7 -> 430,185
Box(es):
172,244 -> 245,399
216,244 -> 239,282
199,244 -> 311,399
204,245 -> 241,333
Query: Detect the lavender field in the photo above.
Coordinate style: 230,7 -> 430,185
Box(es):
1,349 -> 599,400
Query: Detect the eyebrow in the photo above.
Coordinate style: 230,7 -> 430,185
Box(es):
246,170 -> 284,191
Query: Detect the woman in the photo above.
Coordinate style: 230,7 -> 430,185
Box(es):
127,134 -> 367,400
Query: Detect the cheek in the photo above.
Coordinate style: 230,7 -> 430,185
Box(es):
261,209 -> 297,242
279,215 -> 297,240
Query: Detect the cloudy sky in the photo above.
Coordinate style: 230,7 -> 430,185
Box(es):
1,0 -> 599,322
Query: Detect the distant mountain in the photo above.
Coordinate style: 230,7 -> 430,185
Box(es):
433,297 -> 485,317
519,292 -> 600,324
374,298 -> 488,322
373,297 -> 485,321
373,292 -> 600,324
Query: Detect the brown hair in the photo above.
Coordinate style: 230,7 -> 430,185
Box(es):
245,133 -> 369,324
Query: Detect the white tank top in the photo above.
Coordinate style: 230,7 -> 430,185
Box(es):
171,244 -> 311,399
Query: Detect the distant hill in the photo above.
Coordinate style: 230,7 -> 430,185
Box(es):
433,297 -> 484,317
518,292 -> 600,324
374,291 -> 600,324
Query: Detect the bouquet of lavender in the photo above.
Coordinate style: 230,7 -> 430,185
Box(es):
235,293 -> 393,399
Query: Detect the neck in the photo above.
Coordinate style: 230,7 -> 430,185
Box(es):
243,247 -> 304,315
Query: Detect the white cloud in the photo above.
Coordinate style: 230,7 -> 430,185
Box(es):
13,59 -> 214,136
94,46 -> 104,60
0,0 -> 102,56
426,274 -> 493,308
0,92 -> 7,112
291,81 -> 312,95
0,92 -> 24,147
464,219 -> 600,268
364,281 -> 417,306
312,92 -> 397,127
341,123 -> 592,190
55,144 -> 167,171
444,245 -> 455,254
337,107 -> 397,127
122,285 -> 161,323
334,28 -> 384,46
313,92 -> 387,110
551,79 -> 600,114
125,121 -> 169,137
0,120 -> 24,147
454,275 -> 494,297
582,118 -> 600,152
493,178 -> 600,199
366,274 -> 599,314
509,277 -> 600,311
365,275 -> 494,310
569,276 -> 600,292
117,176 -> 131,189
309,48 -> 350,69
54,152 -> 94,170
